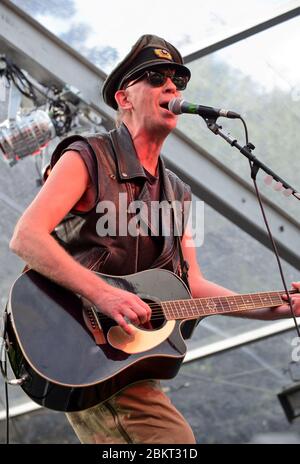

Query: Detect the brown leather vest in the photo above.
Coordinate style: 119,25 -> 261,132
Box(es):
50,124 -> 199,338
51,123 -> 192,277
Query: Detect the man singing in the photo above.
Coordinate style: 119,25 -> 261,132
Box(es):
10,34 -> 300,444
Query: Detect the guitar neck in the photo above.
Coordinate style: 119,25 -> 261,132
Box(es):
162,290 -> 298,320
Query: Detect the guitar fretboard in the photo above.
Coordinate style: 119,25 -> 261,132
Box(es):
162,290 -> 297,320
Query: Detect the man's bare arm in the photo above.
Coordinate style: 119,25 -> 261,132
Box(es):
182,228 -> 300,320
181,228 -> 236,299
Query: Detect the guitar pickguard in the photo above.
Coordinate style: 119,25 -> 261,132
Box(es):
107,320 -> 176,354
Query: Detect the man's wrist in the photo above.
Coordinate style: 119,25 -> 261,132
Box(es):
80,267 -> 112,303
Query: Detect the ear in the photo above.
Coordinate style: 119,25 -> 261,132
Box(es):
114,89 -> 132,110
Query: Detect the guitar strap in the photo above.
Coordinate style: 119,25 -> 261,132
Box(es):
166,173 -> 190,290
173,211 -> 190,291
168,179 -> 204,340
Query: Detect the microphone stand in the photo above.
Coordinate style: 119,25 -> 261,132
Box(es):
206,119 -> 300,201
205,116 -> 300,340
206,117 -> 300,416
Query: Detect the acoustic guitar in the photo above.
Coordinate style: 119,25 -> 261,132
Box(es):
4,268 -> 297,412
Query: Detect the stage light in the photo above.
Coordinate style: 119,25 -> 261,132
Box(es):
0,55 -> 74,166
0,55 -> 105,168
0,109 -> 56,165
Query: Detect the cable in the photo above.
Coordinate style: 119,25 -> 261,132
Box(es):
0,55 -> 73,135
239,116 -> 249,145
4,352 -> 9,444
239,116 -> 300,338
1,56 -> 37,104
0,312 -> 10,444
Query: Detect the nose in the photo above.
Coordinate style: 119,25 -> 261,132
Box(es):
164,77 -> 177,93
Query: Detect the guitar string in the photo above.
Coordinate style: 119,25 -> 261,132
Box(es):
95,299 -> 282,316
96,294 -> 288,310
95,295 -> 286,312
91,291 -> 294,323
93,294 -> 288,316
93,300 -> 285,322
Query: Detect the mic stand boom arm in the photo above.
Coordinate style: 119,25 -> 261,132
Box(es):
206,119 -> 300,201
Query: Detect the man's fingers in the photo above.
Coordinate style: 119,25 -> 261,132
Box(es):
125,296 -> 152,324
134,298 -> 152,322
107,291 -> 152,332
123,307 -> 141,325
132,305 -> 151,324
282,283 -> 300,299
114,314 -> 135,336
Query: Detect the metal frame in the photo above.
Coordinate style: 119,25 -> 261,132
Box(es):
185,318 -> 298,362
0,0 -> 114,125
183,2 -> 300,62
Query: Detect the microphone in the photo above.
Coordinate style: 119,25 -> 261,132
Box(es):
168,98 -> 240,120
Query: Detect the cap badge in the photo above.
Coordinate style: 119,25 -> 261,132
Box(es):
154,49 -> 172,60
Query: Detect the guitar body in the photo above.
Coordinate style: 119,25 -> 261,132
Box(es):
6,269 -> 193,412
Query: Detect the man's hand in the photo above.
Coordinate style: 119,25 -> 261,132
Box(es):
270,282 -> 300,320
94,286 -> 152,335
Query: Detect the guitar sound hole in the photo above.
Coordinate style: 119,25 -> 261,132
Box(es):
139,299 -> 166,331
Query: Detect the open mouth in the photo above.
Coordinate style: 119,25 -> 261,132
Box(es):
159,102 -> 171,111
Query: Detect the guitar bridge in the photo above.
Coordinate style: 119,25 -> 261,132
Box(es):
82,298 -> 106,345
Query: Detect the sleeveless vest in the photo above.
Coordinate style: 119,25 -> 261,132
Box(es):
51,123 -> 191,276
50,124 -> 196,338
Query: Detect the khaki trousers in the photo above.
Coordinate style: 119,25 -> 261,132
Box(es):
66,380 -> 196,444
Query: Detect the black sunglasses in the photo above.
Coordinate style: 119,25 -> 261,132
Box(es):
124,70 -> 189,91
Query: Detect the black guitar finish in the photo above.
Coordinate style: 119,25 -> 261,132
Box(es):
6,269 -> 191,411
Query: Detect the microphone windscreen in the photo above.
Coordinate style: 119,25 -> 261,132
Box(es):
168,98 -> 183,115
